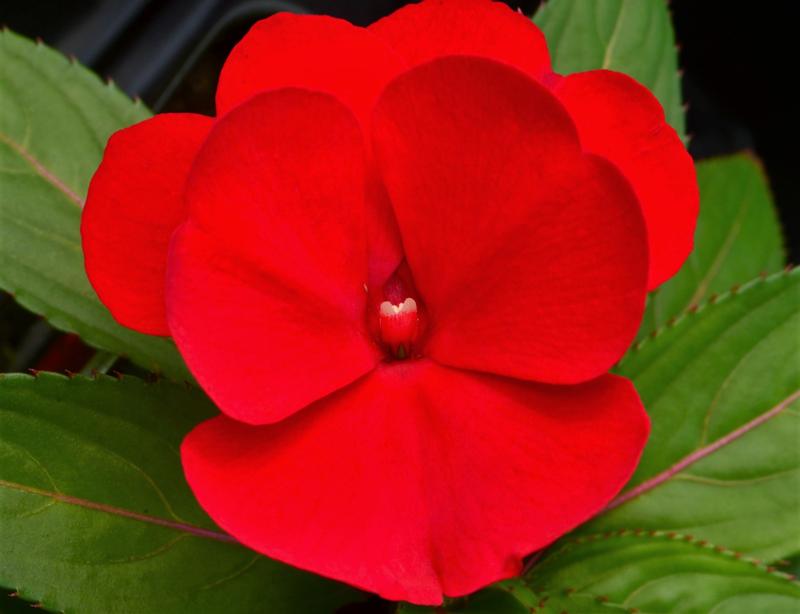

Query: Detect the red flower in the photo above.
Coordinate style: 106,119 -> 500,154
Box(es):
81,0 -> 697,604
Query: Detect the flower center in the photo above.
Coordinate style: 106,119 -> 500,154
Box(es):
378,298 -> 418,359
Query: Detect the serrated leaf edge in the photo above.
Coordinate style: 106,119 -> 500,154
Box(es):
533,529 -> 800,586
500,577 -> 630,613
620,267 -> 798,365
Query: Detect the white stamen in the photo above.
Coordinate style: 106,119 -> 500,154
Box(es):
379,298 -> 417,317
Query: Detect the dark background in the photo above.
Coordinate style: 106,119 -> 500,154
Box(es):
1,0 -> 795,258
2,0 -> 795,263
0,0 -> 796,375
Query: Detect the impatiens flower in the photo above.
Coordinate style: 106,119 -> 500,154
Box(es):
81,0 -> 698,604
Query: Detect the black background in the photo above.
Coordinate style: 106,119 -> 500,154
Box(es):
2,0 -> 796,259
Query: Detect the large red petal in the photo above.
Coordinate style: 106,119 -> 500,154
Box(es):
552,70 -> 699,289
370,0 -> 550,78
81,114 -> 212,335
215,11 -> 406,287
373,57 -> 648,385
167,90 -> 380,425
182,361 -> 649,603
216,12 -> 405,122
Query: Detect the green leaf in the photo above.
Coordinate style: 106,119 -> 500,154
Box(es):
0,30 -> 189,379
0,372 -> 360,613
534,0 -> 685,138
587,270 -> 800,562
638,154 -> 785,338
409,534 -> 800,613
530,531 -> 800,613
398,582 -> 616,614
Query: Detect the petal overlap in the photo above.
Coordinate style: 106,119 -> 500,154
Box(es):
370,0 -> 550,78
373,57 -> 649,384
372,0 -> 696,291
182,361 -> 649,604
216,11 -> 408,287
216,12 -> 405,123
552,70 -> 699,289
82,113 -> 212,334
167,90 -> 380,425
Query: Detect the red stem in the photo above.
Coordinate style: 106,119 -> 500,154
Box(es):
605,388 -> 800,512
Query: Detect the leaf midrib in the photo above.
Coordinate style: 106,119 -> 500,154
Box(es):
605,389 -> 800,512
0,477 -> 237,544
600,0 -> 628,69
0,131 -> 83,206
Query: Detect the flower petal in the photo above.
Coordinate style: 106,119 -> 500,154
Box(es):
552,70 -> 699,289
373,57 -> 648,385
215,11 -> 407,287
370,0 -> 550,78
167,90 -> 380,425
81,114 -> 212,335
182,361 -> 649,604
216,12 -> 405,122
